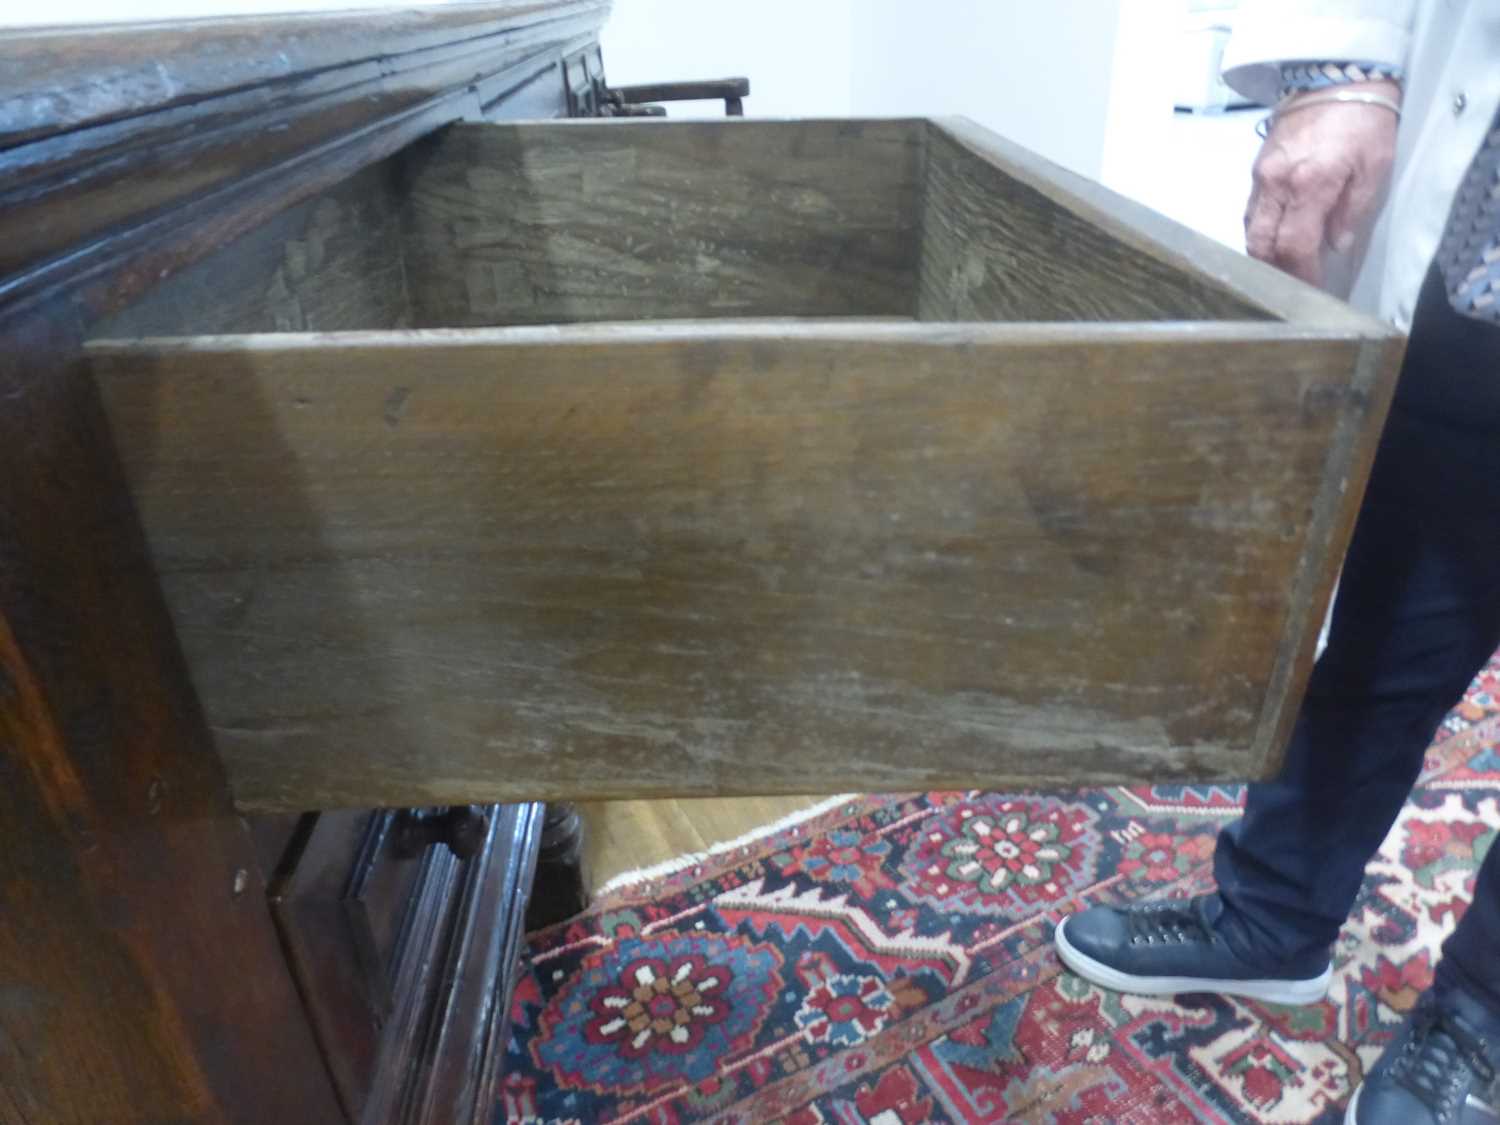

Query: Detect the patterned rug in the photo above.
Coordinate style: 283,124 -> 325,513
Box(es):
502,659 -> 1500,1124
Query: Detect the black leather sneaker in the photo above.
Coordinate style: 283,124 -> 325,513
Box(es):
1346,981 -> 1500,1125
1054,892 -> 1333,1005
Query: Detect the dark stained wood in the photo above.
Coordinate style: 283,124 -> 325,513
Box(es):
0,15 -> 607,328
0,5 -> 606,1121
358,803 -> 542,1125
102,161 -> 413,338
268,810 -> 397,1120
394,806 -> 491,861
90,317 -> 1399,810
93,43 -> 591,342
265,804 -> 538,1123
346,812 -> 424,1011
527,802 -> 592,929
610,78 -> 750,104
0,1 -> 601,145
561,43 -> 609,118
390,803 -> 543,1125
396,119 -> 924,325
8,83 -> 468,332
358,844 -> 463,1125
249,811 -> 307,880
611,77 -> 750,115
0,308 -> 345,1123
0,2 -> 609,288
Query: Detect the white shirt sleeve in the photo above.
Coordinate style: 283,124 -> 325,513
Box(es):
1221,0 -> 1418,104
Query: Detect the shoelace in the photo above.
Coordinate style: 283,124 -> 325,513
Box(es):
1125,898 -> 1215,947
1392,1001 -> 1499,1120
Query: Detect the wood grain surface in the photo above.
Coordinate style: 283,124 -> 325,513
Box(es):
91,321 -> 1391,810
102,162 -> 414,339
398,119 -> 924,325
0,2 -> 610,291
581,795 -> 832,887
97,116 -> 1366,343
923,118 -> 1376,331
0,5 -> 606,1120
0,1 -> 606,145
0,311 -> 344,1124
918,126 -> 1268,322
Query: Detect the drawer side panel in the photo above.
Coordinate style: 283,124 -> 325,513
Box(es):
918,124 -> 1271,323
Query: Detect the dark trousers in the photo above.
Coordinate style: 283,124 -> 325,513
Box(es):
1213,264 -> 1500,1014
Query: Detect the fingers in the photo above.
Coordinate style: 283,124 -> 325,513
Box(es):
1244,183 -> 1285,266
1273,163 -> 1351,285
1245,151 -> 1353,286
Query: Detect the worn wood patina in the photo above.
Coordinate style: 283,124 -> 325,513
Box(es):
89,117 -> 1404,812
0,6 -> 606,1120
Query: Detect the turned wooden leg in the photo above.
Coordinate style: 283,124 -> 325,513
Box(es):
525,802 -> 591,929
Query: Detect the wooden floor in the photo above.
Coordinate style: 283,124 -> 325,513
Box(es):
580,796 -> 833,888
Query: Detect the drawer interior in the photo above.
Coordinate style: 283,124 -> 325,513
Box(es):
101,118 -> 1273,339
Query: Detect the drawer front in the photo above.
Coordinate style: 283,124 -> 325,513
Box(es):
268,803 -> 544,1124
268,811 -> 417,1117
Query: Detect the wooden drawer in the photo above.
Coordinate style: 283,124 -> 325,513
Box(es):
87,116 -> 1403,812
266,803 -> 543,1124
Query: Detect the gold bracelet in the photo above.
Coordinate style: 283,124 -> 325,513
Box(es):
1255,90 -> 1403,138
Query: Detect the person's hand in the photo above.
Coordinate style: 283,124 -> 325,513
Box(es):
1245,79 -> 1401,287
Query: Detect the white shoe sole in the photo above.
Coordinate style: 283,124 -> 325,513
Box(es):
1054,916 -> 1333,1006
1344,1084 -> 1361,1125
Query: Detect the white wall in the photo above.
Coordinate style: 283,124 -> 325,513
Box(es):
1102,0 -> 1258,249
603,0 -> 1127,179
601,0 -> 855,119
849,0 -> 1124,180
